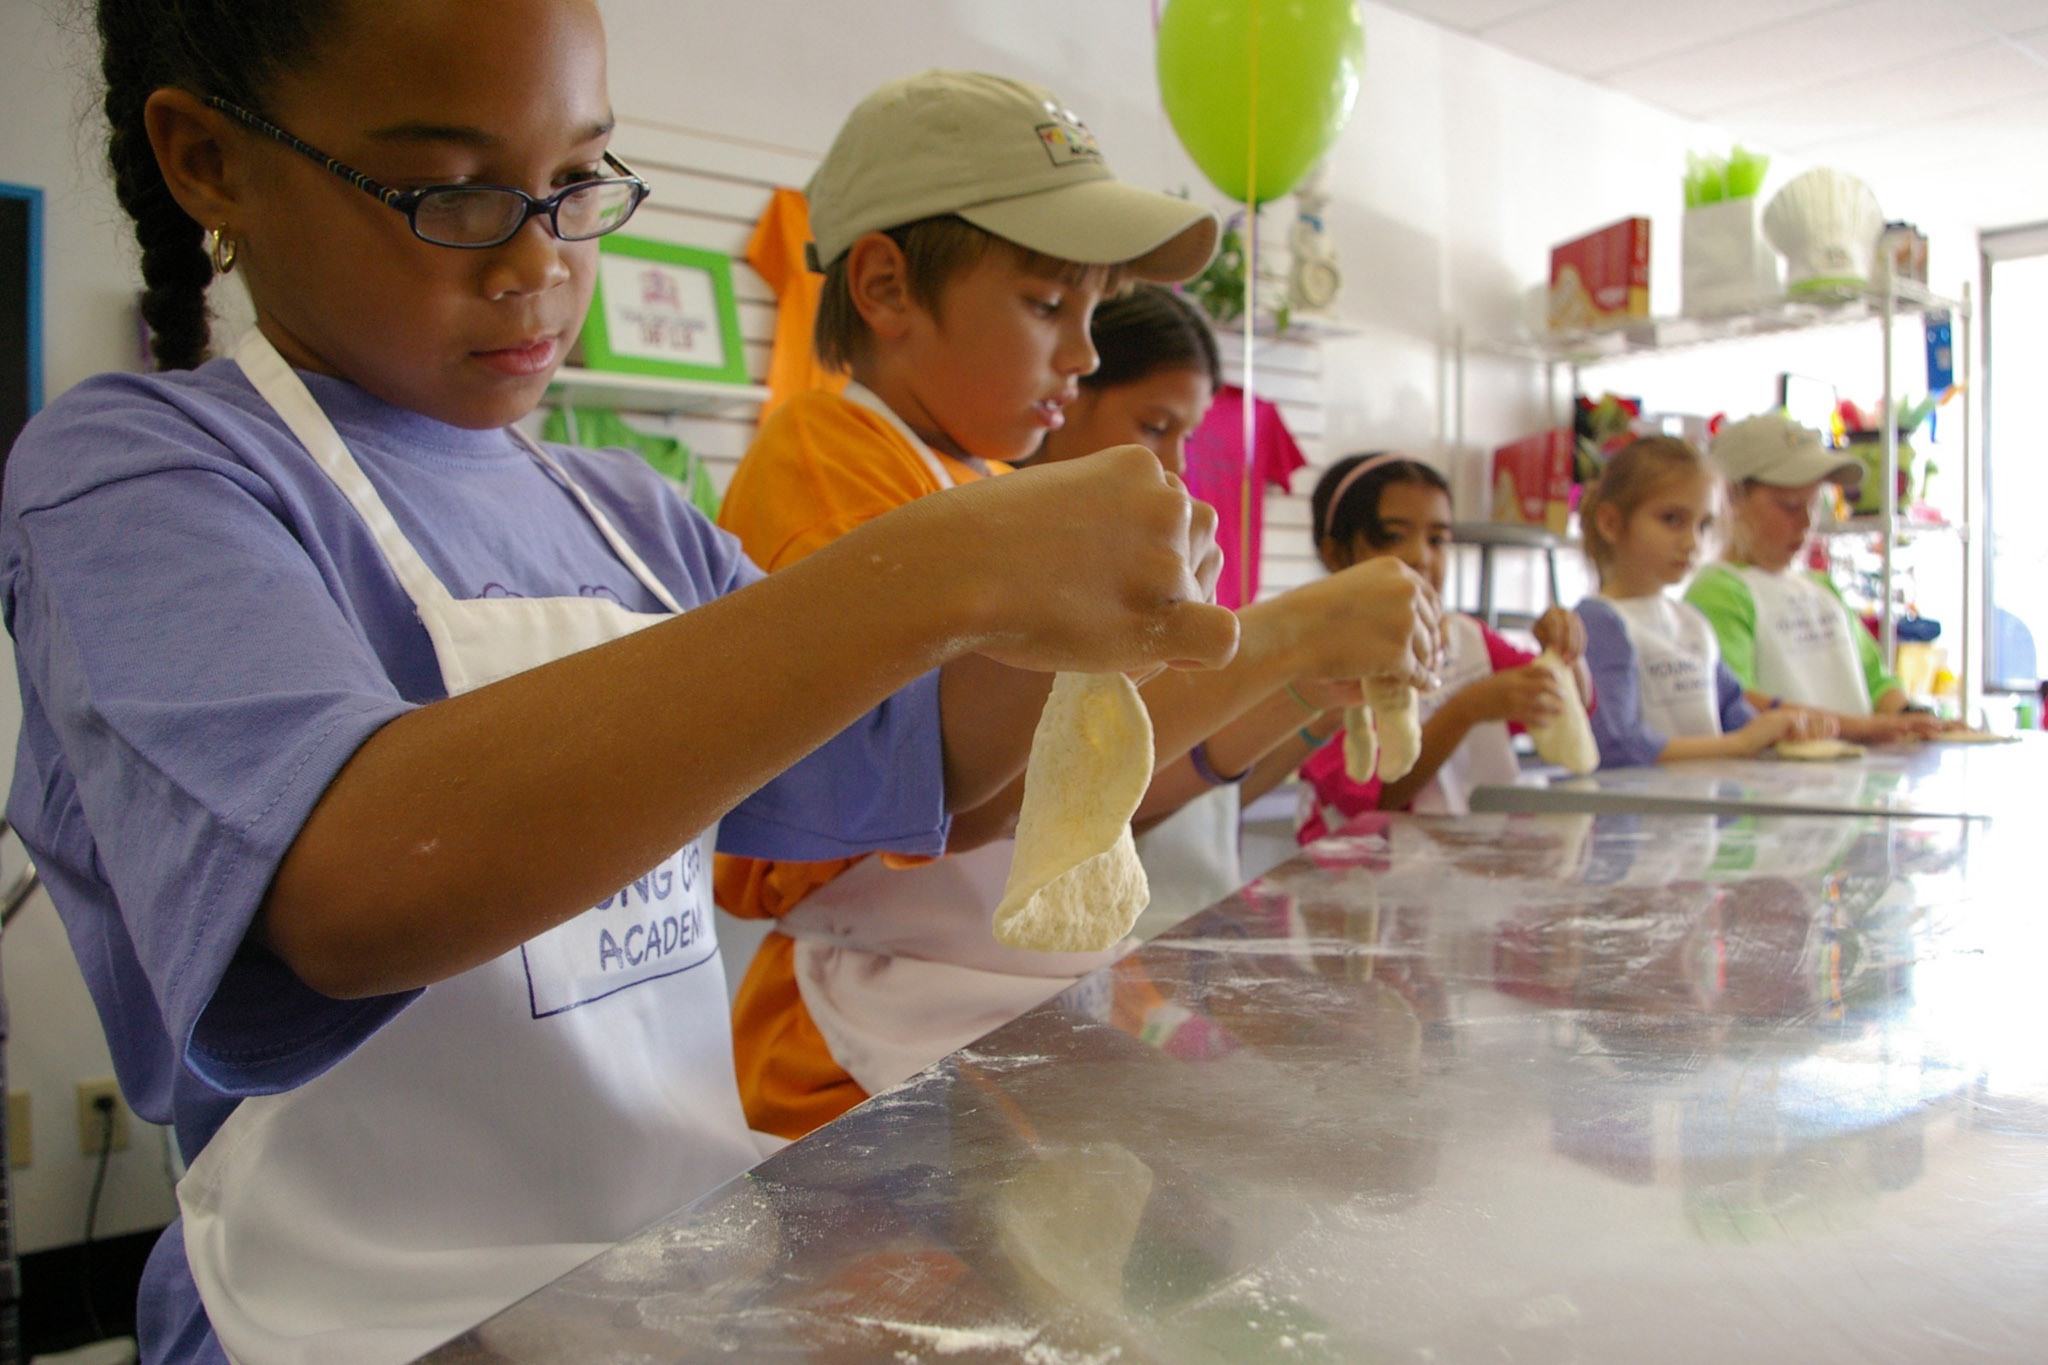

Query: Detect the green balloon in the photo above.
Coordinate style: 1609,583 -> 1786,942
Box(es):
1157,0 -> 1366,205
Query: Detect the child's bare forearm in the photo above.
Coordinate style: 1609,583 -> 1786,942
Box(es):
1657,733 -> 1750,762
938,655 -> 1052,812
261,519 -> 986,1000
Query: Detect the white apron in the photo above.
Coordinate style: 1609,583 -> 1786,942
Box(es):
1410,614 -> 1522,815
777,384 -> 1128,1096
1130,785 -> 1242,936
178,332 -> 757,1365
1601,595 -> 1729,739
1738,565 -> 1873,716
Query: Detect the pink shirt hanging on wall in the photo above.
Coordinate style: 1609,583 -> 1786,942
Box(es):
1183,386 -> 1307,610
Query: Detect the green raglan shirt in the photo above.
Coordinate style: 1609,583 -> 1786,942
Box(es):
1685,562 -> 1902,706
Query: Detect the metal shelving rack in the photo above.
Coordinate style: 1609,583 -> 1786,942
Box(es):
1459,277 -> 1977,712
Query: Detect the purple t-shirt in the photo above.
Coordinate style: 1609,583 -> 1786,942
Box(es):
2,359 -> 948,1364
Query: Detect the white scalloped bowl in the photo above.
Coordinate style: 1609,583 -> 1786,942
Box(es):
1762,169 -> 1885,295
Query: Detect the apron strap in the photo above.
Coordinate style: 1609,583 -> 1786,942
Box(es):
235,329 -> 459,613
235,329 -> 683,618
509,429 -> 684,615
840,381 -> 984,490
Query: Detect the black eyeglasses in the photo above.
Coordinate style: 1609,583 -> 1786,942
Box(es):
203,96 -> 651,249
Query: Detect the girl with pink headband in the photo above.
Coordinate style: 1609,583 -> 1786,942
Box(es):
1295,452 -> 1594,837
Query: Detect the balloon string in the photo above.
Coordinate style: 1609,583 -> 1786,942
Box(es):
1240,0 -> 1260,608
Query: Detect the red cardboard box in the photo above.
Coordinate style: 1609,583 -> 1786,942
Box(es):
1549,217 -> 1650,332
1492,429 -> 1574,536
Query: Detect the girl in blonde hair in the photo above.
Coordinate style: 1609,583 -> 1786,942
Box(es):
1577,437 -> 1834,766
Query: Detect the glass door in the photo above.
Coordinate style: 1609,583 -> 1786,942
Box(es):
1983,225 -> 2048,693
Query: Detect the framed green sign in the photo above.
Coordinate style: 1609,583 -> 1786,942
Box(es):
580,236 -> 749,385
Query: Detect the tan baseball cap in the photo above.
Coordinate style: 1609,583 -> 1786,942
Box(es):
806,70 -> 1219,283
1710,412 -> 1863,487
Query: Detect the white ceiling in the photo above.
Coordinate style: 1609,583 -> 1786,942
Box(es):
1383,0 -> 2048,232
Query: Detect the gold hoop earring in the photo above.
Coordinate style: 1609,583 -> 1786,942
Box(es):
208,225 -> 238,275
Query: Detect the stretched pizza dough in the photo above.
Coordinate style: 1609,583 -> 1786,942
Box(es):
1341,703 -> 1378,782
992,672 -> 1153,954
1365,679 -> 1422,782
1773,737 -> 1866,760
1525,650 -> 1598,774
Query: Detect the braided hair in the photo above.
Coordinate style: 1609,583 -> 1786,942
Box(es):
97,0 -> 341,369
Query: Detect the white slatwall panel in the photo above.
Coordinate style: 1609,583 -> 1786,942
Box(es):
570,119 -> 1338,600
570,118 -> 823,495
1216,333 -> 1330,603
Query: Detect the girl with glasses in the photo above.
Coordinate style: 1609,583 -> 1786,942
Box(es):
8,2 -> 1242,1361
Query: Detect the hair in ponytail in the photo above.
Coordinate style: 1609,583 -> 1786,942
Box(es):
96,0 -> 341,370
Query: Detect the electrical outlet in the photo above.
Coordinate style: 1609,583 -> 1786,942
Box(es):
75,1079 -> 130,1157
7,1091 -> 29,1168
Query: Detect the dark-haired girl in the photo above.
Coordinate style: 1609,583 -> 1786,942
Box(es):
1297,453 -> 1593,837
10,3 -> 1248,1359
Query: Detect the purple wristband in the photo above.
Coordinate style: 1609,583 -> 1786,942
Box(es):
1188,740 -> 1246,786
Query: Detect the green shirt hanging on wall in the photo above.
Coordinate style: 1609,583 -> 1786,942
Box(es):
543,405 -> 720,521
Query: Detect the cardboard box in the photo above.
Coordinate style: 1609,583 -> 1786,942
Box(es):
1549,217 -> 1650,332
1492,429 -> 1574,536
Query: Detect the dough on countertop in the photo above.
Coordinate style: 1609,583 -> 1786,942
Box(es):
993,672 -> 1153,954
1930,729 -> 2020,744
1773,738 -> 1866,760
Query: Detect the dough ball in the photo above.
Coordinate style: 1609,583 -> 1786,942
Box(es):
1365,679 -> 1421,782
1342,703 -> 1379,783
992,673 -> 1154,953
1773,738 -> 1865,760
1525,650 -> 1598,774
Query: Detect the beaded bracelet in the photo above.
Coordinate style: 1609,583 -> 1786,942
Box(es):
1188,739 -> 1247,786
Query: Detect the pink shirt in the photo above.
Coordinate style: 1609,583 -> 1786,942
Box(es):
1183,386 -> 1307,610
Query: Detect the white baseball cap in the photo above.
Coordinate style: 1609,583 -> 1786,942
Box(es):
806,70 -> 1218,283
1710,412 -> 1863,487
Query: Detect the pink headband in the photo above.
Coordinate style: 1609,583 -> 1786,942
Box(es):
1321,452 -> 1412,540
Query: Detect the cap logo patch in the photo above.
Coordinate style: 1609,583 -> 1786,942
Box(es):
1036,118 -> 1101,167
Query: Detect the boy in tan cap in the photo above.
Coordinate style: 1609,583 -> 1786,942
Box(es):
1686,412 -> 1945,740
716,70 -> 1442,1140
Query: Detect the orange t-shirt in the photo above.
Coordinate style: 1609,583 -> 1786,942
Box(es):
716,386 -> 1006,1138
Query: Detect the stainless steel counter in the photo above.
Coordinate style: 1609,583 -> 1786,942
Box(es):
420,809 -> 2048,1363
1474,732 -> 2047,820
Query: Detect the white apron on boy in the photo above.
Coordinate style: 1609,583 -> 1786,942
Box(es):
1600,594 -> 1729,740
177,332 -> 758,1365
777,384 -> 1137,1096
1736,565 -> 1873,715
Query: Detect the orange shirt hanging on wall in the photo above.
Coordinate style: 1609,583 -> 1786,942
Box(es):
747,187 -> 846,424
